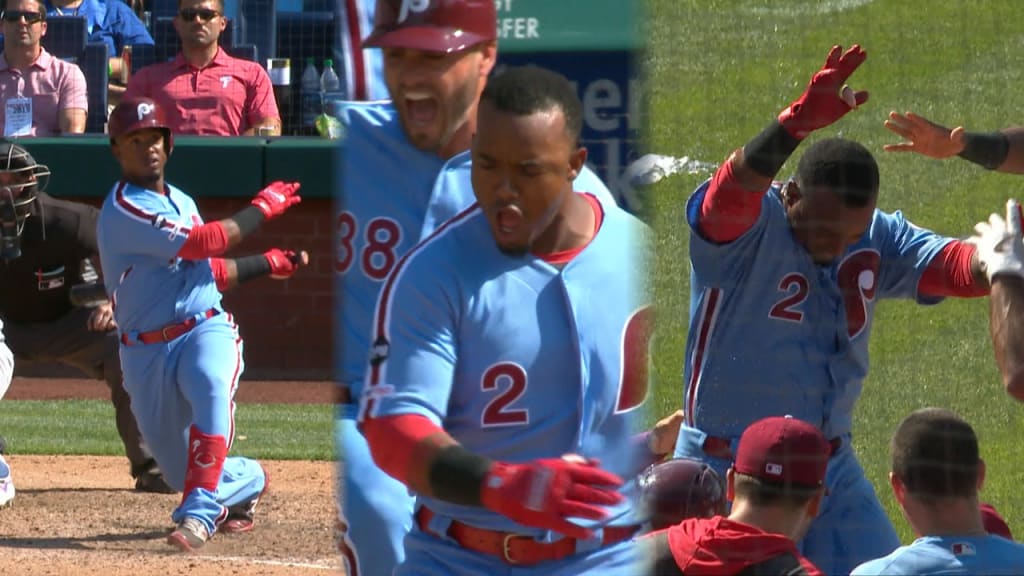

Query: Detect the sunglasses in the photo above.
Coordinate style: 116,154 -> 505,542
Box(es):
1,10 -> 43,23
178,8 -> 219,22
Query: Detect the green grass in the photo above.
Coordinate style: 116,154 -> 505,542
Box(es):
1,400 -> 333,461
648,0 -> 1024,544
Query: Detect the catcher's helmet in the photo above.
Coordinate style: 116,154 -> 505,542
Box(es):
108,96 -> 173,154
639,458 -> 726,531
363,0 -> 496,53
0,141 -> 50,259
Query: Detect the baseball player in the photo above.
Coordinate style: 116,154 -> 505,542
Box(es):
958,199 -> 1024,401
643,416 -> 829,576
883,111 -> 1024,174
334,1 -> 617,574
671,44 -> 993,575
0,141 -> 173,494
96,96 -> 305,552
358,65 -> 650,574
851,408 -> 1024,575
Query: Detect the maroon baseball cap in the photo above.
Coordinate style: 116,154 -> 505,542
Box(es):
733,416 -> 830,488
363,0 -> 497,54
981,502 -> 1014,540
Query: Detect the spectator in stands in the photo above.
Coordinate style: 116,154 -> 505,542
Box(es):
41,0 -> 154,105
0,0 -> 86,135
123,0 -> 280,135
851,408 -> 1024,575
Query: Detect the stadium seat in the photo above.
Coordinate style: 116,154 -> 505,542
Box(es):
39,15 -> 87,63
228,43 -> 258,63
81,42 -> 110,133
237,0 -> 275,71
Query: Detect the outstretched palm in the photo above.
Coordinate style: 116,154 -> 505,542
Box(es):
884,111 -> 966,159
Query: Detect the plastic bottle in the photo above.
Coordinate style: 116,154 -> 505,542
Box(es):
319,58 -> 343,117
300,57 -> 321,130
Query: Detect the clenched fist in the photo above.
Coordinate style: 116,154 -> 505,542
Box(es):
265,248 -> 308,280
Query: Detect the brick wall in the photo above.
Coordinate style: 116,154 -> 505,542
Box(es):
73,196 -> 335,381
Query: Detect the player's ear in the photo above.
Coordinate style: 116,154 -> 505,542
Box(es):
725,467 -> 736,502
889,471 -> 905,502
782,180 -> 801,208
478,41 -> 498,79
976,458 -> 986,491
567,146 -> 587,181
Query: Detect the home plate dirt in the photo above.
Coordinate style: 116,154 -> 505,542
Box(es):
0,378 -> 342,575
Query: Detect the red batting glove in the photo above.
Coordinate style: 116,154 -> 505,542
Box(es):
265,248 -> 306,279
778,44 -> 869,139
251,181 -> 302,220
480,458 -> 625,540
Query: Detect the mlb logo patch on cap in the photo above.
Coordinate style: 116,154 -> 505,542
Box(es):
951,542 -> 976,556
765,463 -> 783,476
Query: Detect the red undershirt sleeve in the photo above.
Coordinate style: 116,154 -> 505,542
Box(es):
177,221 -> 229,260
362,413 -> 446,485
698,158 -> 764,243
918,239 -> 989,298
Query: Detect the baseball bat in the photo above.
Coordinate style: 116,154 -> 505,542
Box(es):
69,283 -> 109,308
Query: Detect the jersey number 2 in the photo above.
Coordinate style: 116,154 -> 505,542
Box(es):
336,211 -> 403,280
480,306 -> 654,426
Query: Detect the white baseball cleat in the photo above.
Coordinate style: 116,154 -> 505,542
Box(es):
0,453 -> 15,508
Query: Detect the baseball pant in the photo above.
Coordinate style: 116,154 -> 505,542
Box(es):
119,313 -> 264,536
5,306 -> 156,478
336,403 -> 415,576
673,425 -> 900,575
397,522 -> 641,575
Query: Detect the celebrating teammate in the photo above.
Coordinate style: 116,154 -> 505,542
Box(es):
643,416 -> 829,576
334,1 -> 616,574
96,97 -> 305,552
964,199 -> 1024,401
670,44 -> 993,574
884,112 -> 1024,174
358,65 -> 650,574
851,408 -> 1024,575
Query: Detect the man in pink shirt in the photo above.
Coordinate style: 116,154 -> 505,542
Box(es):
123,0 -> 280,136
0,0 -> 87,136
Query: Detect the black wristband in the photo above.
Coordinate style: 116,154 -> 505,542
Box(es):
232,205 -> 265,237
427,444 -> 492,506
958,131 -> 1009,170
234,254 -> 271,284
743,119 -> 803,178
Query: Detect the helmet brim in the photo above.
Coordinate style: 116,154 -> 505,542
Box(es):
362,27 -> 491,54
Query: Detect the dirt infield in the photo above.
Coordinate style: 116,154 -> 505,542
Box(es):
0,377 -> 342,575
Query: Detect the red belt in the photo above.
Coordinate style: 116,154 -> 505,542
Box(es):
415,507 -> 638,566
120,309 -> 219,346
703,435 -> 843,460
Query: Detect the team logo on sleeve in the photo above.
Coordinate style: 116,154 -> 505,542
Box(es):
369,336 -> 390,367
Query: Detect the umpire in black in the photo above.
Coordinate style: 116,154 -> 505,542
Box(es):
0,141 -> 172,493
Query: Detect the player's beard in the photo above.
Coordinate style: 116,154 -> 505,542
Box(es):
400,75 -> 479,156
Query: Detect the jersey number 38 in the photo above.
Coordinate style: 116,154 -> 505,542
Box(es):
336,212 -> 405,281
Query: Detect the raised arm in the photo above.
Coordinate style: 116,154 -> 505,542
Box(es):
968,199 -> 1024,400
884,113 -> 1024,174
700,44 -> 869,243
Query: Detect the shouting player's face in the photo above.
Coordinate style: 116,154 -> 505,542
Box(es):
471,100 -> 586,256
784,182 -> 875,265
383,43 -> 495,158
112,128 -> 168,189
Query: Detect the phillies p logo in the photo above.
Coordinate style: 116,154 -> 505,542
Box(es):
137,102 -> 154,121
398,0 -> 430,22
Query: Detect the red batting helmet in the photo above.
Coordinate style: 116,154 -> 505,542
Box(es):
108,96 -> 173,154
639,458 -> 726,531
363,0 -> 496,53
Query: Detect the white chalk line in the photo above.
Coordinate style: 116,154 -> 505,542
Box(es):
198,554 -> 340,570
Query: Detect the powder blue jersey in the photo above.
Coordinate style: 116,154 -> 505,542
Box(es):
336,101 -> 616,397
359,201 -> 651,537
852,535 -> 1024,575
97,180 -> 222,334
682,179 -> 951,441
